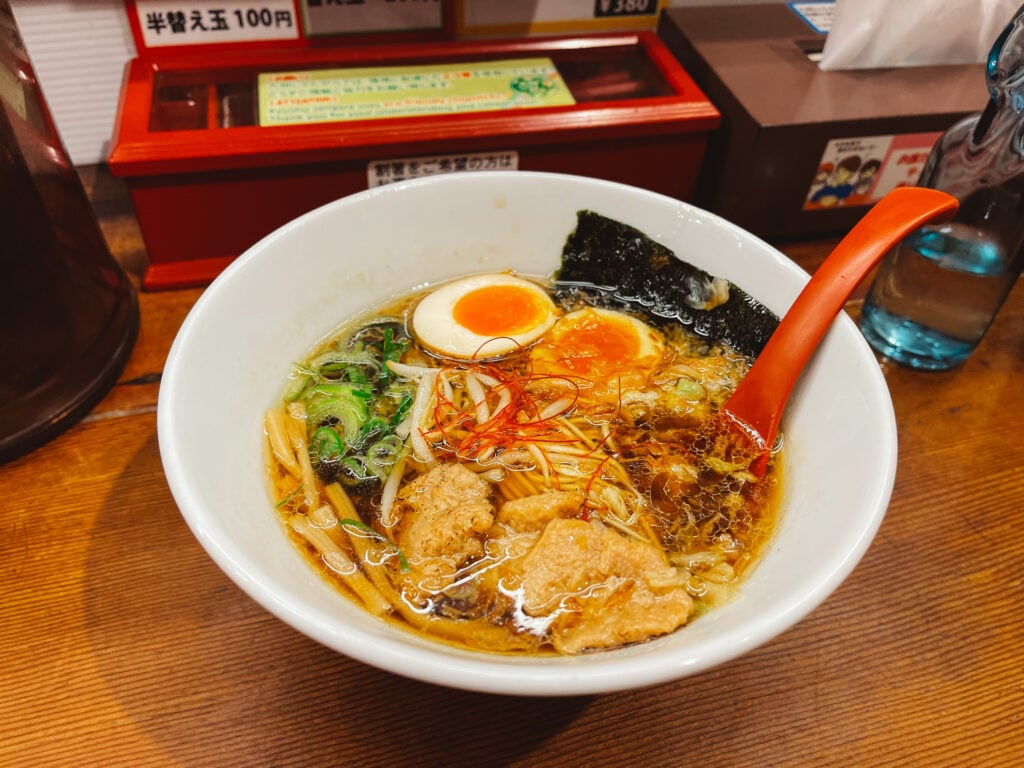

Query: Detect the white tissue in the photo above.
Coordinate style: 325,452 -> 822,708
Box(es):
819,0 -> 1019,71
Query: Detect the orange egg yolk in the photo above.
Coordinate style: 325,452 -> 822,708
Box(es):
452,284 -> 550,337
534,310 -> 647,381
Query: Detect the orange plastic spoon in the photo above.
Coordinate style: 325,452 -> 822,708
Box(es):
721,187 -> 959,473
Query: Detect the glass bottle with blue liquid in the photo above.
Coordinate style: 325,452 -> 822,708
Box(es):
859,5 -> 1024,370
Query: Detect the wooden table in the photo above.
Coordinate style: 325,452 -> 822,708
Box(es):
3,167 -> 1022,767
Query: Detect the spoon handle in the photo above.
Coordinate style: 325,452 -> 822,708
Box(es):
722,186 -> 958,449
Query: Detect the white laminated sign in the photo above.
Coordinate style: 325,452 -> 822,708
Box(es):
132,0 -> 300,47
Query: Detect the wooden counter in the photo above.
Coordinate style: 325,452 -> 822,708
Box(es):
2,167 -> 1021,767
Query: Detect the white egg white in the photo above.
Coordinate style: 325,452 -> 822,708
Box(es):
411,273 -> 558,360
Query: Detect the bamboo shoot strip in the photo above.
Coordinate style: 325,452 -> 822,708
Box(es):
265,408 -> 301,477
284,403 -> 319,509
288,513 -> 391,616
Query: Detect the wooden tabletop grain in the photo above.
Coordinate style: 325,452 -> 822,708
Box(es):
2,167 -> 1021,768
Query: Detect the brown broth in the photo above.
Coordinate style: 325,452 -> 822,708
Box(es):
265,277 -> 783,655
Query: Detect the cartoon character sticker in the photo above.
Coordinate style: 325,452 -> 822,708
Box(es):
803,133 -> 941,211
808,154 -> 864,208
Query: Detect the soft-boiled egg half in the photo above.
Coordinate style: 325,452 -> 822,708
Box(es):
530,307 -> 665,396
411,273 -> 559,360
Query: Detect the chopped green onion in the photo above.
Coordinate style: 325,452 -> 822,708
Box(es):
339,455 -> 381,483
378,327 -> 409,385
282,364 -> 318,402
675,378 -> 706,401
354,417 -> 390,451
310,427 -> 345,463
289,318 -> 415,489
305,383 -> 371,442
275,483 -> 304,508
389,392 -> 414,427
367,435 -> 403,465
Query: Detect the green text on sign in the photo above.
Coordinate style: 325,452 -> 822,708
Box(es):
258,58 -> 576,126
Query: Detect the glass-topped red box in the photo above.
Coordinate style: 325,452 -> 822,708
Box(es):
109,32 -> 719,290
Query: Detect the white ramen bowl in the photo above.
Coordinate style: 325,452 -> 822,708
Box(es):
158,172 -> 896,696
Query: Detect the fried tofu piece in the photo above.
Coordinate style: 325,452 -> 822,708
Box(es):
396,463 -> 495,595
496,490 -> 584,532
519,518 -> 693,654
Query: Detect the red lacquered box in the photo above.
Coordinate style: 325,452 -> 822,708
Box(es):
108,32 -> 719,290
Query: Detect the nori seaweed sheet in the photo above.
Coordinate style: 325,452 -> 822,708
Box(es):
555,210 -> 780,358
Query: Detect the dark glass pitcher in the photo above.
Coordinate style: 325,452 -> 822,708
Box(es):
0,1 -> 139,463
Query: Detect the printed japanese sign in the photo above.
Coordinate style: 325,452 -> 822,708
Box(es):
803,132 -> 941,211
367,151 -> 518,187
301,0 -> 444,36
133,0 -> 300,48
258,58 -> 575,127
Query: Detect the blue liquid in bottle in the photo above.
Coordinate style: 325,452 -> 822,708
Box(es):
859,9 -> 1024,370
860,224 -> 1015,370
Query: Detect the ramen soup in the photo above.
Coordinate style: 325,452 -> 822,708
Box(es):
264,268 -> 784,655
